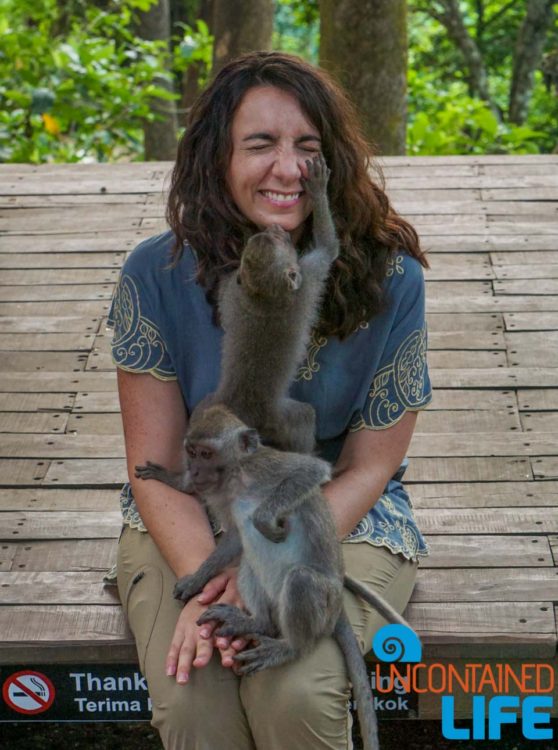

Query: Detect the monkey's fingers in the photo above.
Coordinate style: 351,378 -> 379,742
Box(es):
196,602 -> 241,626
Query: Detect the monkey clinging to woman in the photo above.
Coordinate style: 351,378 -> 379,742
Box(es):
108,51 -> 432,750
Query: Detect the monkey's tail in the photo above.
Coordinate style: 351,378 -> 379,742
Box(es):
334,610 -> 379,750
343,575 -> 412,630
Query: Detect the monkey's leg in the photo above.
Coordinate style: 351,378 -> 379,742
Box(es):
173,531 -> 242,602
252,460 -> 329,542
134,460 -> 194,494
233,637 -> 297,676
274,399 -> 315,454
335,610 -> 379,750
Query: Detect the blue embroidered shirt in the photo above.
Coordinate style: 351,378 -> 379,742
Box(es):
107,231 -> 432,561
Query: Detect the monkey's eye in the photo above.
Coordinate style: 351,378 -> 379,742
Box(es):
200,449 -> 213,460
186,446 -> 196,458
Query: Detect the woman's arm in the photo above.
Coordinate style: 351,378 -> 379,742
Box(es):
117,368 -> 216,575
322,410 -> 418,539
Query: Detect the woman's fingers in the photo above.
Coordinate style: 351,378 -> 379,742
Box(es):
196,571 -> 231,604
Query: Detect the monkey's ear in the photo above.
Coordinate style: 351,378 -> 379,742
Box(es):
239,428 -> 260,454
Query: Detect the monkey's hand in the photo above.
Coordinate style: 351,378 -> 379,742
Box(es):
134,461 -> 193,493
174,573 -> 204,604
300,152 -> 330,203
252,506 -> 289,543
197,603 -> 258,639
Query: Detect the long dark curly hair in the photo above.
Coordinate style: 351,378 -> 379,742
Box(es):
167,51 -> 428,340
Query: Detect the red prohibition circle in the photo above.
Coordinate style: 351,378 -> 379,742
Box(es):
2,670 -> 56,715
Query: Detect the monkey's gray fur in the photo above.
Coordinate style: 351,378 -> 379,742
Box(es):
195,152 -> 339,454
136,405 -> 416,750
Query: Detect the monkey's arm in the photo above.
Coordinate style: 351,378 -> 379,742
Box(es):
300,154 -> 339,270
135,460 -> 194,494
252,456 -> 331,542
173,530 -> 242,602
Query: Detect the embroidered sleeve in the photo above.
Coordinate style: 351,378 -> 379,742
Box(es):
350,256 -> 432,431
106,273 -> 176,381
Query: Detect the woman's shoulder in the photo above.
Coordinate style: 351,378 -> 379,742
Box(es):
122,230 -> 175,276
385,249 -> 426,288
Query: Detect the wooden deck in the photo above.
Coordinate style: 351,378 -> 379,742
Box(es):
1,156 -> 558,719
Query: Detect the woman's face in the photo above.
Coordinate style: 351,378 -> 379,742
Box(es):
226,85 -> 322,241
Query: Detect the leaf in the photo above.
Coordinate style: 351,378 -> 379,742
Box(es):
42,113 -> 61,135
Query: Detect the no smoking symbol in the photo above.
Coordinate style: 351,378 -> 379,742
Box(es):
2,670 -> 55,715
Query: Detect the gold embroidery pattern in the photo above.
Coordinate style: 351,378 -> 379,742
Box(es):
350,325 -> 430,430
386,254 -> 405,278
295,329 -> 328,382
110,274 -> 175,379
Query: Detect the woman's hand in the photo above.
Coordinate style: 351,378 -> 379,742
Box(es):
196,567 -> 249,668
166,597 -> 217,684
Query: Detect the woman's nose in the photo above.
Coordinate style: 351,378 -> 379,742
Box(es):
271,148 -> 303,182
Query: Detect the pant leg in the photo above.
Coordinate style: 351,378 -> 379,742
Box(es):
239,543 -> 417,750
117,525 -> 256,750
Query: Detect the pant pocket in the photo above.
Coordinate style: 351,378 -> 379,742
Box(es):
124,564 -> 164,674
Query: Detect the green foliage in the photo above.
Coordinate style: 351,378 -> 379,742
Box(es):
0,0 -> 212,163
273,0 -> 319,62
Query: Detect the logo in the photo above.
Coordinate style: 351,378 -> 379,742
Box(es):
2,671 -> 56,715
372,624 -> 554,740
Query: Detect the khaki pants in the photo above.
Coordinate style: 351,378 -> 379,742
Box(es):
117,525 -> 417,750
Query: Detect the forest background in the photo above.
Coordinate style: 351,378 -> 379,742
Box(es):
1,0 -> 557,164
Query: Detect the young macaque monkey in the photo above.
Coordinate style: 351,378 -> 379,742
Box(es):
197,152 -> 339,454
136,405 -> 416,750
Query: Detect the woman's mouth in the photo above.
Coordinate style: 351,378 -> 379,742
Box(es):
260,190 -> 302,207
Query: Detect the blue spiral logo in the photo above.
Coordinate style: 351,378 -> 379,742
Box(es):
372,624 -> 422,663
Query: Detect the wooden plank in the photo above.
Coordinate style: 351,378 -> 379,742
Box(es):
415,507 -> 558,534
0,393 -> 74,411
507,346 -> 558,368
0,488 -> 119,511
405,456 -> 532,482
518,389 -> 558,410
0,178 -> 161,196
413,487 -> 558,508
491,250 -> 558,264
494,279 -> 558,295
0,269 -> 120,285
0,413 -> 69,434
411,479 -> 558,499
8,539 -> 117,572
504,312 -> 558,330
424,280 -> 493,296
0,284 -> 113,302
0,459 -> 49,485
43,458 -> 127,485
521,412 -> 558,431
0,352 -> 87,371
413,568 -> 558,602
423,235 -> 558,252
430,368 -> 558,388
428,296 -> 558,313
66,413 -> 123,434
400,200 -> 558,215
0,434 -> 124,458
409,432 -> 558,457
532,457 -> 558,479
0,316 -> 101,333
406,602 -> 556,658
550,535 -> 558,566
0,231 -> 150,253
428,331 -> 505,350
0,301 -> 111,316
425,389 -> 515,410
428,350 -> 507,368
420,535 -> 553,567
426,312 -> 504,332
0,572 -> 119,605
0,252 -> 125,269
0,511 -> 121,539
388,175 -> 558,189
494,264 -> 558,279
0,371 -> 116,392
0,194 -> 149,207
481,187 -> 558,201
0,333 -> 94,351
74,391 -> 120,412
415,409 -> 520,433
0,545 -> 17,572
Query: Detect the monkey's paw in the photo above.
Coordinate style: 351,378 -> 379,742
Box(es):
252,509 -> 289,543
173,574 -> 202,603
197,604 -> 255,638
300,152 -> 330,201
134,461 -> 165,481
233,636 -> 289,675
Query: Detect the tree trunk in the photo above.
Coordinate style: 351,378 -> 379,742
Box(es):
211,0 -> 273,74
509,0 -> 555,124
432,0 -> 495,110
136,0 -> 179,160
319,0 -> 407,155
177,0 -> 214,119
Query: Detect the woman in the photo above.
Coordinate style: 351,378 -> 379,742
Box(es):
108,51 -> 432,750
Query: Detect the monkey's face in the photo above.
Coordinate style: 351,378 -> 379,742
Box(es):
242,226 -> 302,295
185,440 -> 230,493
